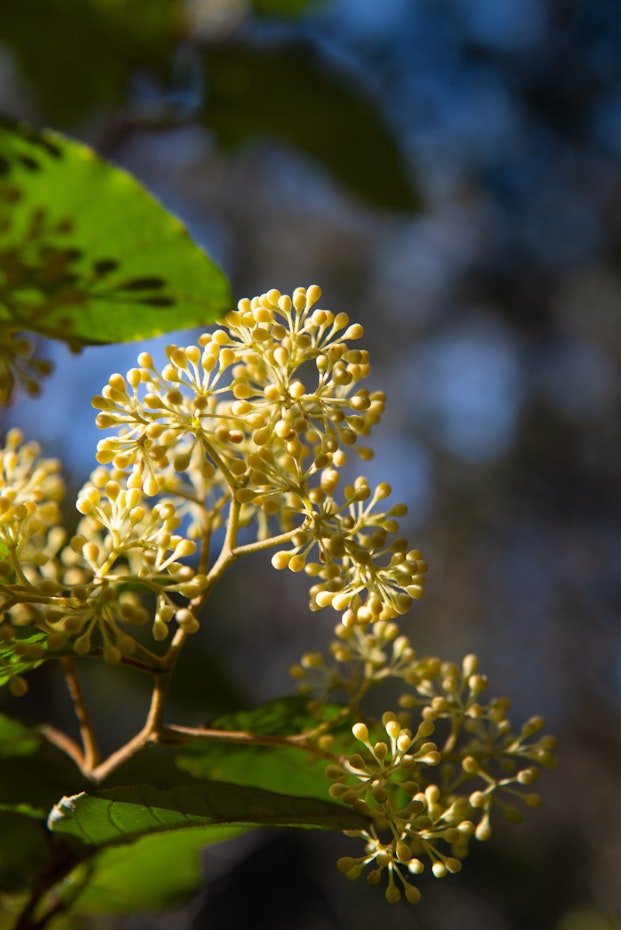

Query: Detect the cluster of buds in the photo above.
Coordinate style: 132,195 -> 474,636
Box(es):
0,433 -> 206,678
91,284 -> 428,623
326,697 -> 554,904
0,428 -> 65,581
1,286 -> 411,682
91,286 -> 381,500
271,477 -> 427,620
328,715 -> 472,903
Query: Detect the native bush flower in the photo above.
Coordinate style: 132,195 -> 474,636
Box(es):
0,285 -> 553,908
325,695 -> 554,903
91,287 -> 383,513
275,479 -> 426,612
328,715 -> 474,903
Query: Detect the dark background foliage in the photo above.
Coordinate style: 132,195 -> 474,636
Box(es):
0,1 -> 620,928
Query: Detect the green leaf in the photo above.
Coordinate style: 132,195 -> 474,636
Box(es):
0,718 -> 85,819
202,43 -> 421,212
47,781 -> 368,846
0,119 -> 231,346
0,711 -> 41,757
0,811 -> 52,893
71,827 -> 242,915
210,695 -> 333,736
176,697 -> 344,799
0,631 -> 48,688
0,715 -> 81,896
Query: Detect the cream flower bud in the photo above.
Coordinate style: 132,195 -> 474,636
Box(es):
352,722 -> 369,743
306,284 -> 322,307
271,551 -> 292,570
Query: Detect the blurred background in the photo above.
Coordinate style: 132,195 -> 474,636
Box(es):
0,1 -> 620,928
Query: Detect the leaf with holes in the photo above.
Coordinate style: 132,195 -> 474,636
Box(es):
0,119 -> 230,347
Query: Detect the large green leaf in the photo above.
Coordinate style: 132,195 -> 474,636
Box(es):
176,696 -> 344,799
0,119 -> 231,346
71,827 -> 242,915
202,42 -> 421,212
47,781 -> 368,845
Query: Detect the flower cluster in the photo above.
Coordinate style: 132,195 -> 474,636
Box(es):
0,433 -> 206,677
1,285 -> 410,679
92,285 -> 381,506
325,691 -> 554,904
0,285 -> 553,907
271,477 -> 427,621
293,611 -> 555,905
329,715 -> 447,904
0,428 -> 64,577
90,284 -> 427,621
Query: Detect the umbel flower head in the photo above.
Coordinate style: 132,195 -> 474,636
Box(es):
92,285 -> 381,503
324,690 -> 555,904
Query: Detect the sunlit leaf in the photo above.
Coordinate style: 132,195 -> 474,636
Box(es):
48,781 -> 368,845
201,42 -> 421,212
0,119 -> 231,346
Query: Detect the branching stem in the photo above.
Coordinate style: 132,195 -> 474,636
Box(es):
157,723 -> 340,763
61,658 -> 100,770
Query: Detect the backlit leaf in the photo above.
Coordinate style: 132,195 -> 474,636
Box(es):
0,119 -> 231,347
